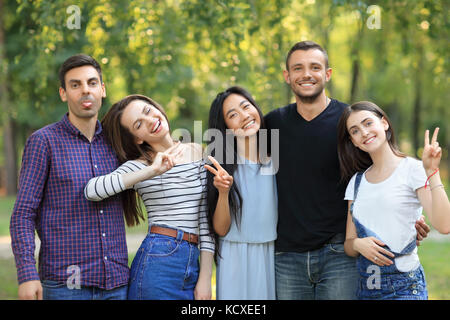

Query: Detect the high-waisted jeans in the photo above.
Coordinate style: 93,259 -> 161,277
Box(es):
128,226 -> 200,300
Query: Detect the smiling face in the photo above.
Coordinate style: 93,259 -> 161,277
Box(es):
222,93 -> 261,137
283,49 -> 331,103
346,110 -> 390,153
120,99 -> 170,146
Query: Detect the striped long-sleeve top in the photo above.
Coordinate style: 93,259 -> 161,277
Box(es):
84,159 -> 215,253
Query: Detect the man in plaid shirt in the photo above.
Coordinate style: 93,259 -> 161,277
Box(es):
10,54 -> 129,300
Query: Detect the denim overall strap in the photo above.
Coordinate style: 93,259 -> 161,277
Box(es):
350,172 -> 364,215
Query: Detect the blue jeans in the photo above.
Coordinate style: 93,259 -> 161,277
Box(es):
275,239 -> 358,300
42,280 -> 127,300
128,228 -> 200,300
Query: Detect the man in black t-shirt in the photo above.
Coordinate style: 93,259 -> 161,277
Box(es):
264,41 -> 358,300
265,41 -> 429,300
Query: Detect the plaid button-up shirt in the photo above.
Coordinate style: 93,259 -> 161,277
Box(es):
10,114 -> 129,290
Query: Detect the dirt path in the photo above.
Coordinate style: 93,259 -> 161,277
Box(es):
0,233 -> 147,259
1,231 -> 448,259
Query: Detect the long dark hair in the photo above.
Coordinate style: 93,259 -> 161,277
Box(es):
101,94 -> 170,227
337,101 -> 406,183
206,86 -> 267,260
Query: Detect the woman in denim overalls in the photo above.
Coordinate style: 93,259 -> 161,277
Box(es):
336,101 -> 450,300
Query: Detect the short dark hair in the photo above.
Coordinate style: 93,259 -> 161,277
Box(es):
59,54 -> 103,89
285,41 -> 329,70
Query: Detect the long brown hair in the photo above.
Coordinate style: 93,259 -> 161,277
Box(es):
337,101 -> 406,183
101,94 -> 170,227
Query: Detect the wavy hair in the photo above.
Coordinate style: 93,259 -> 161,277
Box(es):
101,94 -> 170,227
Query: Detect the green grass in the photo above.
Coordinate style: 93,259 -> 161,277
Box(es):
0,196 -> 14,236
0,258 -> 19,299
0,196 -> 149,236
419,240 -> 450,300
0,196 -> 448,300
0,243 -> 446,300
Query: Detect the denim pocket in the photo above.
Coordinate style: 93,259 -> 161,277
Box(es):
329,243 -> 345,253
147,236 -> 180,257
129,247 -> 145,283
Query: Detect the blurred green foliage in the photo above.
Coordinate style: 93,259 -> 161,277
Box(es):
0,0 -> 449,181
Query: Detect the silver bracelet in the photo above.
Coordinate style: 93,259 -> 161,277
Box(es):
430,184 -> 444,191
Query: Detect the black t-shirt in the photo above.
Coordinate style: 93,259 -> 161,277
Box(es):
264,98 -> 348,253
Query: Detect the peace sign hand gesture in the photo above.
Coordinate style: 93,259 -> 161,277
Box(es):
204,156 -> 233,194
422,128 -> 442,175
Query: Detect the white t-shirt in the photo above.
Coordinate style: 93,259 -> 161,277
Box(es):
344,157 -> 427,272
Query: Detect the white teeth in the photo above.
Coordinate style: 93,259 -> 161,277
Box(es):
152,120 -> 161,133
243,120 -> 255,129
364,137 -> 375,144
301,83 -> 314,86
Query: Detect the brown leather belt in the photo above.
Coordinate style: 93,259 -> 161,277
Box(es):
150,226 -> 199,244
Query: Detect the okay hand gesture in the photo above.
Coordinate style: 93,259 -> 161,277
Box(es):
204,156 -> 233,194
422,128 -> 442,175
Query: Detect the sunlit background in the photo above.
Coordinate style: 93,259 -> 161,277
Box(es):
0,0 -> 448,299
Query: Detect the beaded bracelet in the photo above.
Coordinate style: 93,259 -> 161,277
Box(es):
430,184 -> 444,191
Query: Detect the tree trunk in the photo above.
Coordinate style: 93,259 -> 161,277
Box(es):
412,44 -> 424,157
3,119 -> 18,194
321,1 -> 334,97
349,57 -> 360,103
349,22 -> 364,103
0,0 -> 18,195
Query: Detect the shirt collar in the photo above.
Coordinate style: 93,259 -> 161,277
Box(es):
60,113 -> 103,138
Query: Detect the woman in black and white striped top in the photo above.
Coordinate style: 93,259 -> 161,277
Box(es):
84,94 -> 214,300
85,159 -> 214,252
